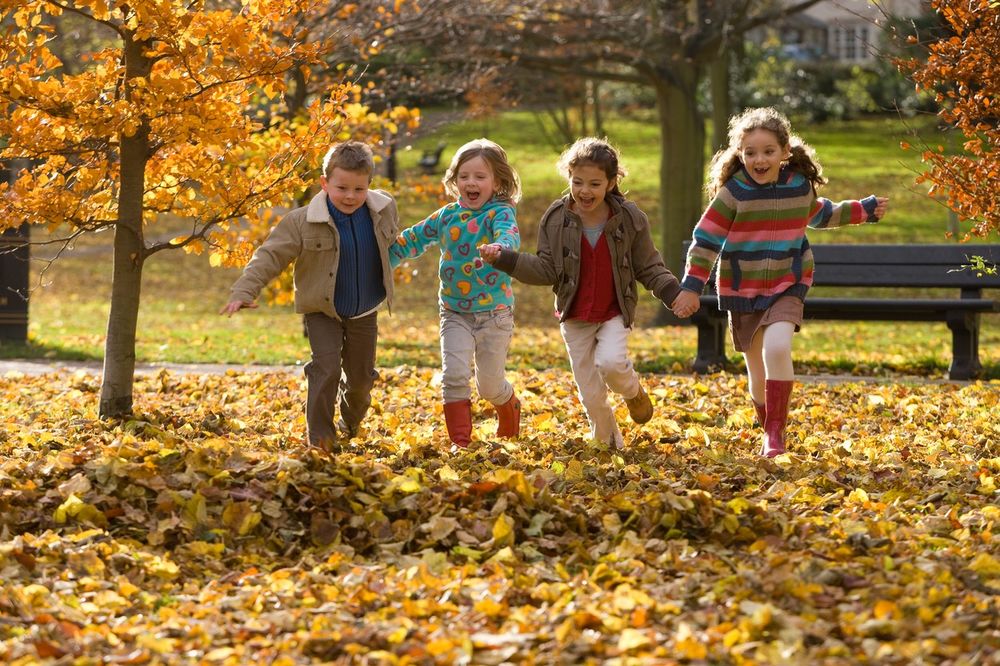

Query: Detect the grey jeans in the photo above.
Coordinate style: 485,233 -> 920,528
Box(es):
303,311 -> 379,445
439,307 -> 515,404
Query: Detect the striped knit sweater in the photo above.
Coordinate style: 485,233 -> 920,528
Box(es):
681,166 -> 878,312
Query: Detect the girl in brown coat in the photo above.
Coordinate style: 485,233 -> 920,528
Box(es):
481,138 -> 683,448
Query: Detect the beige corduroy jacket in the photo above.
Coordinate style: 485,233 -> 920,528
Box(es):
229,190 -> 399,319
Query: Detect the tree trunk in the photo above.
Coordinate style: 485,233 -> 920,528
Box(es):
590,78 -> 604,138
709,50 -> 731,154
99,34 -> 152,418
654,69 -> 705,278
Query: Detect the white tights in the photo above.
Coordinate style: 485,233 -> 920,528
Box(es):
743,321 -> 796,404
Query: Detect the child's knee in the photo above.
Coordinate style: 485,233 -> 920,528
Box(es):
594,353 -> 631,380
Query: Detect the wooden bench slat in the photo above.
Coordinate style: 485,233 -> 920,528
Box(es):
812,243 -> 1000,266
809,265 -> 1000,288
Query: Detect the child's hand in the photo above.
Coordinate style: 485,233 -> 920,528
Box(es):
478,243 -> 502,264
671,291 -> 701,318
873,196 -> 889,220
219,299 -> 257,316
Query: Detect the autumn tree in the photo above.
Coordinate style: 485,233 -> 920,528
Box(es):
899,0 -> 1000,238
395,0 -> 823,273
0,0 -> 413,417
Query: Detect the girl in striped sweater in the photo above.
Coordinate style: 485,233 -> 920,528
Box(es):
672,107 -> 888,458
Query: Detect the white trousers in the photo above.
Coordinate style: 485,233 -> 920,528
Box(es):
560,316 -> 639,447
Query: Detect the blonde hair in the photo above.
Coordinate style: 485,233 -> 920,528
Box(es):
705,107 -> 826,198
557,137 -> 627,196
322,141 -> 375,180
443,138 -> 521,204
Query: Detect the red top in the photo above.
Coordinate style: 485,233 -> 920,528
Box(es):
566,231 -> 621,322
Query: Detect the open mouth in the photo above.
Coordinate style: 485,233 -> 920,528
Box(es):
464,190 -> 481,203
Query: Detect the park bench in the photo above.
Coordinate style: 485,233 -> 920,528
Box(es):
684,242 -> 1000,380
418,142 -> 447,175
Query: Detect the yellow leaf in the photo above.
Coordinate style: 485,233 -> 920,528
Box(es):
222,501 -> 262,536
425,638 -> 454,656
566,459 -> 584,482
138,634 -> 177,654
492,513 -> 515,546
205,647 -> 235,662
968,553 -> 1000,578
617,628 -> 650,652
438,464 -> 459,481
474,597 -> 504,616
847,488 -> 870,504
182,492 -> 208,529
873,599 -> 899,620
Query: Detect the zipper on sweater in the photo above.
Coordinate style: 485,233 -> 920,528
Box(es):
353,215 -> 363,312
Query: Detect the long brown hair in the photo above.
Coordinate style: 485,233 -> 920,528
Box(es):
443,138 -> 522,204
705,107 -> 826,198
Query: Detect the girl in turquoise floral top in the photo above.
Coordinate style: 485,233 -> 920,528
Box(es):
390,139 -> 521,448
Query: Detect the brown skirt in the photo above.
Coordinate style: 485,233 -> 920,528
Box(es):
729,295 -> 805,352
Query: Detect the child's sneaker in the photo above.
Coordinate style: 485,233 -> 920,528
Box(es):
624,385 -> 653,424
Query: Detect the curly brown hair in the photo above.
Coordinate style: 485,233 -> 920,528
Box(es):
705,107 -> 826,198
556,137 -> 628,196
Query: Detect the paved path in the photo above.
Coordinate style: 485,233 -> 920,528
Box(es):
0,359 -> 975,385
0,359 -> 300,376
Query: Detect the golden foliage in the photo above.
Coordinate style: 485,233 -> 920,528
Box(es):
900,0 -> 1000,237
0,0 -> 420,259
1,368 -> 998,662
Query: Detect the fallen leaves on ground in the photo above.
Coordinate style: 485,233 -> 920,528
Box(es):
1,368 -> 998,664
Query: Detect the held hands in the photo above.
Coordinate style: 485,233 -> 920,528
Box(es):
219,300 -> 257,316
671,290 -> 701,319
478,243 -> 502,264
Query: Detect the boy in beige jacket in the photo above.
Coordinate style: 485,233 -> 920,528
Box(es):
221,142 -> 400,451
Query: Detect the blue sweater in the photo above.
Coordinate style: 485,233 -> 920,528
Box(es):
327,199 -> 386,317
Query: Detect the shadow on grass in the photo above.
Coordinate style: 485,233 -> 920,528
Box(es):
671,354 -> 1000,381
0,339 -> 100,362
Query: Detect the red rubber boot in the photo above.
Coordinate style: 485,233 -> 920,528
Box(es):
761,380 -> 793,458
495,394 -> 521,439
443,400 -> 473,448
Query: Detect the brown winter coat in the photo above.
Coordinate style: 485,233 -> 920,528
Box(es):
492,194 -> 680,327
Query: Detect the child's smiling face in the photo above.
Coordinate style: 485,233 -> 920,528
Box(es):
569,163 -> 612,219
740,128 -> 790,185
456,155 -> 496,210
321,167 -> 370,214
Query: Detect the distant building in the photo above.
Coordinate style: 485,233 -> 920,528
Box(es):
760,0 -> 928,64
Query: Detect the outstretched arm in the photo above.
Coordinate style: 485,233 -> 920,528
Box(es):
808,195 -> 888,229
226,215 -> 302,312
388,210 -> 443,269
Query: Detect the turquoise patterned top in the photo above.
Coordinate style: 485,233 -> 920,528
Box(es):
390,199 -> 520,312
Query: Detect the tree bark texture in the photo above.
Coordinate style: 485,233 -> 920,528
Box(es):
655,66 -> 705,278
99,33 -> 152,418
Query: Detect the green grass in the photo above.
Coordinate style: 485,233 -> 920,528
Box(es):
8,110 -> 998,378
